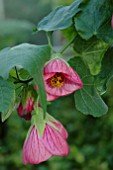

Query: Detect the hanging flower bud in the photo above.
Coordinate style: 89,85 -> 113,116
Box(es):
17,97 -> 34,120
43,58 -> 83,101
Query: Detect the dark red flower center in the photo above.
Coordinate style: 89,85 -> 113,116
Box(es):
50,73 -> 65,88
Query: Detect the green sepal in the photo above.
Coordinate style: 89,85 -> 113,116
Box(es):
46,113 -> 58,123
46,113 -> 62,133
31,107 -> 46,137
51,53 -> 62,59
21,84 -> 38,107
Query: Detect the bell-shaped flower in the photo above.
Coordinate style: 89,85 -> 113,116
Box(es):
23,126 -> 52,164
22,114 -> 69,164
48,120 -> 68,139
43,124 -> 69,156
17,97 -> 34,120
43,58 -> 83,101
111,14 -> 113,29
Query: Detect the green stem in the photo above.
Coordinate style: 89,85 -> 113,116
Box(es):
60,37 -> 75,54
46,32 -> 56,53
15,66 -> 20,80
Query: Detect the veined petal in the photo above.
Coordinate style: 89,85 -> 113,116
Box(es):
22,126 -> 52,164
44,58 -> 69,74
44,73 -> 55,80
47,92 -> 59,101
45,78 -> 82,96
64,67 -> 83,86
49,121 -> 68,139
44,58 -> 82,98
43,124 -> 70,156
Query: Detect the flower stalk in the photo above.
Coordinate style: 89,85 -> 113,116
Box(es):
60,36 -> 75,54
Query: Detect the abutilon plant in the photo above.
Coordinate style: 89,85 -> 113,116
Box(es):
0,0 -> 113,166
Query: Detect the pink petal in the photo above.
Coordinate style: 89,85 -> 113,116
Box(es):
64,67 -> 82,85
111,14 -> 113,29
22,126 -> 52,164
17,97 -> 34,120
44,73 -> 55,80
34,84 -> 38,90
49,121 -> 68,139
46,92 -> 59,101
44,58 -> 82,97
43,124 -> 70,156
44,58 -> 69,75
45,78 -> 82,96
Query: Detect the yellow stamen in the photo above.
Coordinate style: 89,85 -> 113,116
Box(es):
50,73 -> 65,88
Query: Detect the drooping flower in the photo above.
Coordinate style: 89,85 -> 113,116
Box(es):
43,58 -> 83,101
17,97 -> 34,120
111,14 -> 113,29
22,120 -> 69,164
48,120 -> 68,139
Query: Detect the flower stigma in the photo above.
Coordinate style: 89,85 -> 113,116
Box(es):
50,73 -> 65,88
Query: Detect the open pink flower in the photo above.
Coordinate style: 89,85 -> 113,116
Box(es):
22,121 -> 69,164
111,14 -> 113,29
44,58 -> 83,101
17,97 -> 34,120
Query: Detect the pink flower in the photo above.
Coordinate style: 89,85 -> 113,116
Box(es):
48,120 -> 68,139
111,14 -> 113,29
22,121 -> 69,164
43,58 -> 83,101
17,97 -> 34,120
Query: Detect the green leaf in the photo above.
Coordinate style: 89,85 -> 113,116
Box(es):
74,36 -> 109,75
69,57 -> 108,117
32,108 -> 46,137
1,96 -> 15,122
62,26 -> 77,40
0,77 -> 15,113
0,43 -> 50,115
97,20 -> 113,43
37,0 -> 83,31
75,0 -> 113,42
96,47 -> 113,94
18,68 -> 31,80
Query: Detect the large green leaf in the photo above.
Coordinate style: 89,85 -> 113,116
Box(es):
69,57 -> 108,117
96,47 -> 113,94
97,20 -> 113,43
0,77 -> 15,113
1,97 -> 15,122
75,0 -> 113,42
37,0 -> 83,31
74,36 -> 109,75
0,44 -> 50,114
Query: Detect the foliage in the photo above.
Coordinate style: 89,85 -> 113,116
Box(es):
0,0 -> 112,118
0,0 -> 113,169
